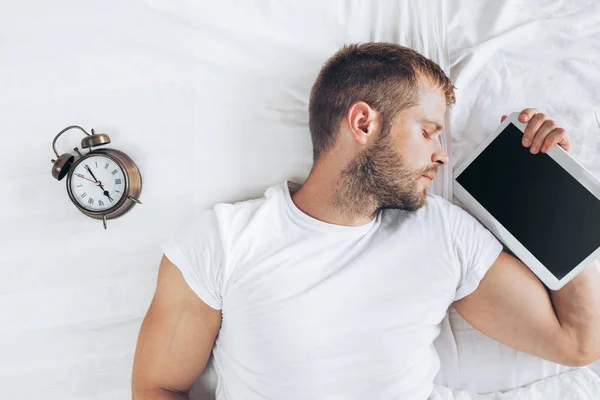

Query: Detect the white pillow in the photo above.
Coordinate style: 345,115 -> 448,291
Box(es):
432,367 -> 600,400
434,305 -> 573,393
441,0 -> 600,393
151,0 -> 453,209
434,259 -> 600,393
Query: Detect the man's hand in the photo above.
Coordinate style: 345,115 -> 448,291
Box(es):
501,108 -> 571,154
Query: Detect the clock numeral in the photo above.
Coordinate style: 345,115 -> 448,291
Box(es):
112,169 -> 118,175
115,190 -> 120,193
77,184 -> 83,188
105,163 -> 109,169
80,192 -> 87,199
115,178 -> 122,185
95,162 -> 98,168
88,198 -> 94,205
98,200 -> 104,207
108,196 -> 114,203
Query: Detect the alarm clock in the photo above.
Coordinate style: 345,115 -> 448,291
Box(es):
50,125 -> 142,229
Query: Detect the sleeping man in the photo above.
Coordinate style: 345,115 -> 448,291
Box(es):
131,42 -> 600,400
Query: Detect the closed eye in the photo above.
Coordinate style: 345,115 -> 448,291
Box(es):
424,130 -> 443,143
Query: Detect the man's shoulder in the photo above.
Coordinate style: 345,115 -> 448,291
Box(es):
210,181 -> 284,239
424,194 -> 492,238
215,181 -> 280,215
425,192 -> 471,216
379,193 -> 469,231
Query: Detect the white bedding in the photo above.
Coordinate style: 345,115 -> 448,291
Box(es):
0,2 -> 448,399
434,0 -> 600,394
432,368 -> 600,400
1,1 -> 599,399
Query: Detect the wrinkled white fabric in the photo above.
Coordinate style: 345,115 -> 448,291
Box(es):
0,2 -> 450,399
432,0 -> 600,394
431,368 -> 600,400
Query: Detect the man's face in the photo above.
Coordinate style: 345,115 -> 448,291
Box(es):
342,83 -> 449,212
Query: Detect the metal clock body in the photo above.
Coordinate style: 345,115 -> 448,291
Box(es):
50,125 -> 142,229
66,148 -> 142,220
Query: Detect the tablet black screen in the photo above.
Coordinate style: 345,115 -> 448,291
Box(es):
456,122 -> 600,280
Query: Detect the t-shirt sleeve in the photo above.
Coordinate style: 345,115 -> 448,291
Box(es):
160,209 -> 225,310
447,202 -> 504,301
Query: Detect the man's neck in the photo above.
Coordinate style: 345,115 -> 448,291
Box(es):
290,164 -> 378,228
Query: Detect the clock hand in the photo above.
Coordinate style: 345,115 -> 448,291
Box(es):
103,190 -> 114,202
84,165 -> 100,184
82,166 -> 110,195
74,173 -> 98,185
75,172 -> 109,202
77,168 -> 113,201
74,172 -> 112,203
75,173 -> 106,195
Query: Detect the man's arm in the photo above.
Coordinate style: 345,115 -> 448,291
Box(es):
454,251 -> 600,366
132,255 -> 222,399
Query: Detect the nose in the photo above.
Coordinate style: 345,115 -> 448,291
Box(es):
432,139 -> 449,166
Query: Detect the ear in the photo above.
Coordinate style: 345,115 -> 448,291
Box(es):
346,101 -> 380,145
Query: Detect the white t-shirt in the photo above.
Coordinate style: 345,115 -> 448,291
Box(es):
160,180 -> 503,400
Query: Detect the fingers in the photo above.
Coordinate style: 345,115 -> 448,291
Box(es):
530,118 -> 557,154
501,115 -> 508,123
522,112 -> 546,148
543,128 -> 571,153
518,109 -> 571,154
518,108 -> 539,123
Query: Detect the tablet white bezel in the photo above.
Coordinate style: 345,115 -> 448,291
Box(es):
453,112 -> 600,290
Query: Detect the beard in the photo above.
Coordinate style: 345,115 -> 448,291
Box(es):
332,131 -> 434,218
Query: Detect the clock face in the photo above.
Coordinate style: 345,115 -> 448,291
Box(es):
69,154 -> 126,212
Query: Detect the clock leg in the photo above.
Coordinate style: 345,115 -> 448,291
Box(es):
127,196 -> 142,204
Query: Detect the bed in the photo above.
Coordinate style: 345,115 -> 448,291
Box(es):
1,1 -> 599,399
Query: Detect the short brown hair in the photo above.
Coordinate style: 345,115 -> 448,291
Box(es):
308,42 -> 456,162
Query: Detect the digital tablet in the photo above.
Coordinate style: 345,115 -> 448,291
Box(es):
453,111 -> 600,290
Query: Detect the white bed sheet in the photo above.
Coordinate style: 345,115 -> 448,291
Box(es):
0,1 -> 448,399
433,0 -> 600,394
432,368 -> 600,400
1,0 -> 599,399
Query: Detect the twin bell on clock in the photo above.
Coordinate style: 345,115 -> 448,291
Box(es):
50,125 -> 142,230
